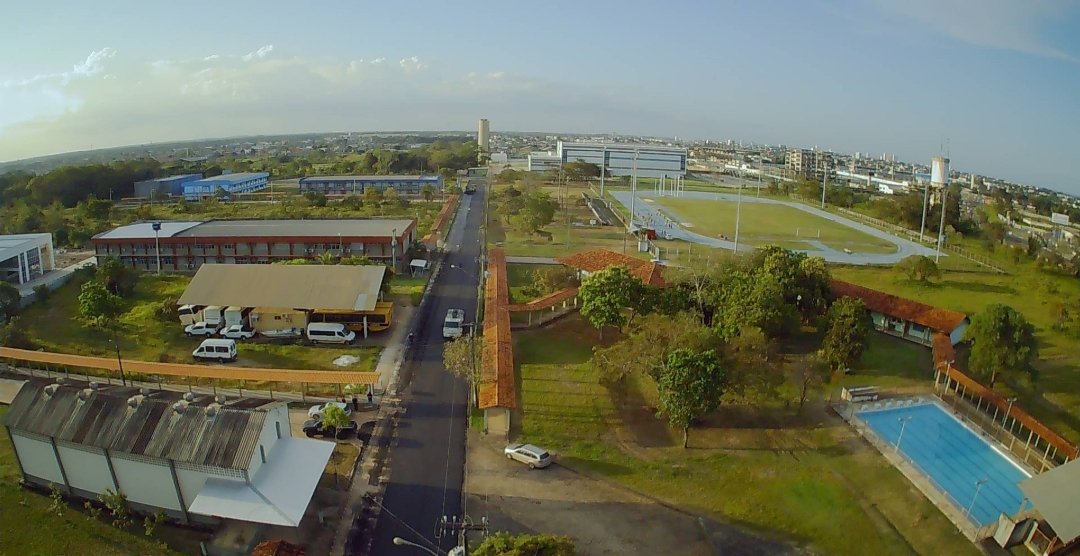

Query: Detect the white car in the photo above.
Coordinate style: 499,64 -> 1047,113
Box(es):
503,443 -> 552,469
220,325 -> 256,340
184,321 -> 221,337
308,401 -> 353,420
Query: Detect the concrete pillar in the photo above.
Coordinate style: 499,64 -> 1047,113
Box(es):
363,315 -> 368,339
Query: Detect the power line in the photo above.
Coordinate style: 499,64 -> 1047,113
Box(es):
367,495 -> 447,556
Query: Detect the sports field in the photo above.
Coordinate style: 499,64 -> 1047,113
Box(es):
650,196 -> 898,254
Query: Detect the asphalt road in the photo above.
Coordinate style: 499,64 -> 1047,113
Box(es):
368,189 -> 482,555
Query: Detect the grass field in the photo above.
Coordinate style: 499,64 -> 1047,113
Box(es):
513,315 -> 975,556
14,273 -> 380,391
0,405 -> 204,555
649,196 -> 898,254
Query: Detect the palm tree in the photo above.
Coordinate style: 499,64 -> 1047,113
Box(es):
316,251 -> 337,265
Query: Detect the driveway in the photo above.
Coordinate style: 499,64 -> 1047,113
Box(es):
466,434 -> 715,556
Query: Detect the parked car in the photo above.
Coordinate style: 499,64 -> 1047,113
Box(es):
308,401 -> 353,420
192,338 -> 237,362
503,443 -> 552,469
185,321 -> 222,337
220,324 -> 256,340
302,418 -> 358,440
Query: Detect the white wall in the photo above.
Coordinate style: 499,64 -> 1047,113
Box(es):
175,466 -> 211,511
56,444 -> 114,495
247,404 -> 290,477
11,433 -> 64,485
111,455 -> 182,512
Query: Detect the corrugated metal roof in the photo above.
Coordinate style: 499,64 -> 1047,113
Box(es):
3,382 -> 280,470
94,221 -> 202,240
299,175 -> 440,182
176,264 -> 385,312
177,219 -> 413,238
191,172 -> 269,184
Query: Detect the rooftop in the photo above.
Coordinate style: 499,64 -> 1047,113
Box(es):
144,174 -> 200,183
0,233 -> 52,251
178,263 -> 385,312
93,221 -> 202,240
479,248 -> 516,410
558,141 -> 687,154
3,381 -> 281,470
191,172 -> 269,184
299,175 -> 440,182
93,219 -> 414,241
556,249 -> 666,288
831,280 -> 968,333
1021,459 -> 1080,543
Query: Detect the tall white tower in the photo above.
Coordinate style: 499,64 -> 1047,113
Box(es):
478,118 -> 490,153
931,156 -> 950,188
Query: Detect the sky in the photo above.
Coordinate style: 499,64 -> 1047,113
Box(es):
1,0 -> 1079,193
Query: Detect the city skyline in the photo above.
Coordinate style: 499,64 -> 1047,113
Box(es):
2,0 -> 1079,193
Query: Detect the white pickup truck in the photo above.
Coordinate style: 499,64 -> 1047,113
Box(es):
443,309 -> 465,340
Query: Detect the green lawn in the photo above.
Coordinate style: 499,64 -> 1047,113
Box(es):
832,265 -> 1080,442
0,407 -> 196,555
650,196 -> 898,254
513,316 -> 975,556
16,274 -> 380,378
389,275 -> 429,306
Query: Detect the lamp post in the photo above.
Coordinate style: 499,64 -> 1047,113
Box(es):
1002,397 -> 1017,432
733,182 -> 743,252
152,221 -> 162,275
392,536 -> 440,556
110,334 -> 128,387
895,415 -> 912,452
967,478 -> 989,519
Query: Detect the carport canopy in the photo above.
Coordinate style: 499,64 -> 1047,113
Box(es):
1020,458 -> 1080,543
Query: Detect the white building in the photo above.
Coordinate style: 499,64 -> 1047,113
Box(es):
2,381 -> 333,527
527,152 -> 562,172
557,141 -> 687,179
0,233 -> 55,286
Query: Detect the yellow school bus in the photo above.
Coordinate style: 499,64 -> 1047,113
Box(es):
310,301 -> 394,334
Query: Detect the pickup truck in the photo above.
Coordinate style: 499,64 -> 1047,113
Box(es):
443,308 -> 465,340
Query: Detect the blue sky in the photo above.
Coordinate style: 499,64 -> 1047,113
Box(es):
2,0 -> 1078,193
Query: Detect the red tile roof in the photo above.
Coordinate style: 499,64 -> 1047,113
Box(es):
421,194 -> 460,245
831,280 -> 968,333
556,249 -> 665,288
478,248 -> 516,409
251,540 -> 305,556
507,287 -> 579,312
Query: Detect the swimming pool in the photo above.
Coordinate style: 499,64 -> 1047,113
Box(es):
858,402 -> 1031,526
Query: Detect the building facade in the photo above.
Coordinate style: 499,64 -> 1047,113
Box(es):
556,141 -> 687,179
0,233 -> 55,286
786,149 -> 835,179
91,219 -> 416,273
527,152 -> 561,173
3,381 -> 333,527
133,174 -> 203,199
183,172 -> 269,200
297,175 -> 443,195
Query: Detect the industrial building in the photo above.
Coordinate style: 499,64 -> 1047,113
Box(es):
177,264 -> 393,337
134,174 -> 203,199
297,175 -> 443,195
183,172 -> 269,200
1,233 -> 54,286
3,381 -> 333,527
786,149 -> 834,179
527,152 -> 561,172
91,218 -> 416,273
557,141 -> 687,179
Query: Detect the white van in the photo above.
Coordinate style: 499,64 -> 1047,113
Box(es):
306,322 -> 356,345
192,338 -> 237,362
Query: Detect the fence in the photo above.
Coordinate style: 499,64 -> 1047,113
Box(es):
839,398 -> 999,541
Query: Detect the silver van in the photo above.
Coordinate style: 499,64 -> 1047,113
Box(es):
306,322 -> 357,345
192,338 -> 237,362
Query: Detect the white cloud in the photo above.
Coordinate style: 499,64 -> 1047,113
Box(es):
399,56 -> 428,72
241,44 -> 274,62
370,57 -> 386,64
203,54 -> 221,61
0,47 -> 116,131
869,0 -> 1078,62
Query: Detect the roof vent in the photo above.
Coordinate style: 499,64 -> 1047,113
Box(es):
183,392 -> 196,402
139,387 -> 151,396
44,384 -> 61,397
89,381 -> 100,390
127,395 -> 143,409
206,404 -> 220,418
55,377 -> 69,386
78,389 -> 93,401
172,401 -> 187,414
215,394 -> 226,404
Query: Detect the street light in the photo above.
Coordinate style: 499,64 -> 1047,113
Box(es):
733,182 -> 743,252
1002,397 -> 1017,432
967,478 -> 989,519
895,415 -> 913,452
110,334 -> 128,387
392,536 -> 439,556
449,264 -> 481,284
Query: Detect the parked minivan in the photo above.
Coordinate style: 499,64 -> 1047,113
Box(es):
192,338 -> 237,362
306,322 -> 356,344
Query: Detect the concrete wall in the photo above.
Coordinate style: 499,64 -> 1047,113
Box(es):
250,309 -> 308,333
56,443 -> 115,495
247,404 -> 289,477
111,454 -> 182,512
485,408 -> 510,438
10,432 -> 64,485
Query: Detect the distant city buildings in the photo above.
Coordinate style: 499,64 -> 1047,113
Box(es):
786,148 -> 834,180
183,172 -> 269,200
134,174 -> 203,199
557,141 -> 687,179
297,175 -> 443,195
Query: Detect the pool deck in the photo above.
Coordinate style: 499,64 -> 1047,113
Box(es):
836,397 -> 1015,541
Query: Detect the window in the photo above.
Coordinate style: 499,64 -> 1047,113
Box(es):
259,445 -> 266,464
222,244 -> 235,250
275,421 -> 281,439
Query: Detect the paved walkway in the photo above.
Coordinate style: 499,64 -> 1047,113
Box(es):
609,190 -> 940,265
16,256 -> 96,301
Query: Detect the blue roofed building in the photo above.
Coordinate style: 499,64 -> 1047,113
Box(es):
134,174 -> 203,199
298,175 -> 443,195
183,172 -> 269,200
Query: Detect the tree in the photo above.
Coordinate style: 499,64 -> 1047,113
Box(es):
983,220 -> 1007,244
795,355 -> 831,412
0,281 -> 19,323
473,532 -> 575,556
821,297 -> 871,372
382,187 -> 398,205
591,312 -> 721,383
420,184 -> 436,202
965,304 -> 1038,386
340,255 -> 375,266
96,256 -> 139,297
443,335 -> 482,406
315,251 -> 337,265
0,317 -> 36,349
321,405 -> 352,429
897,255 -> 941,283
724,326 -> 783,402
656,348 -> 727,448
578,265 -> 646,338
78,280 -> 123,323
363,187 -> 384,207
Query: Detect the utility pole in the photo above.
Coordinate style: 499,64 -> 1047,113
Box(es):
821,168 -> 828,209
435,514 -> 490,554
935,186 -> 948,263
152,221 -> 162,274
733,182 -> 743,253
919,179 -> 930,242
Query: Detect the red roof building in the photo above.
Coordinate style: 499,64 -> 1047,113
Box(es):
831,280 -> 969,346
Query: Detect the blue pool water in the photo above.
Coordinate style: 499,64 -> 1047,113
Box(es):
859,402 -> 1031,526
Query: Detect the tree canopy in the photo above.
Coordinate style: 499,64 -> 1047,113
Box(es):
578,265 -> 649,337
965,304 -> 1038,386
820,297 -> 871,372
443,335 -> 482,406
897,255 -> 941,283
656,348 -> 727,448
473,533 -> 575,556
78,280 -> 123,323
